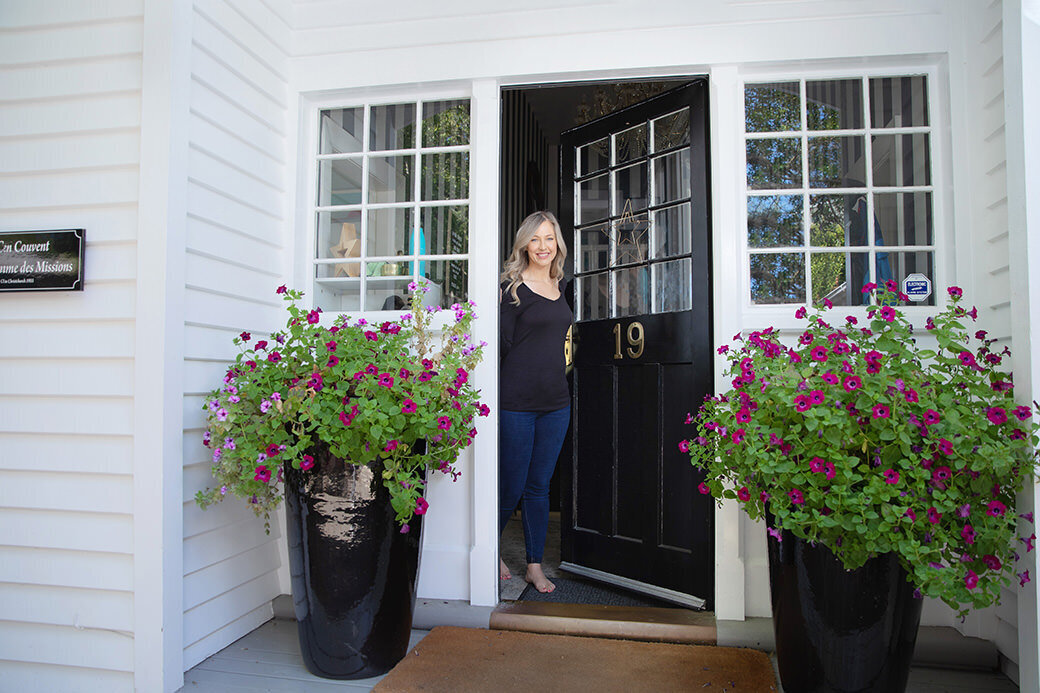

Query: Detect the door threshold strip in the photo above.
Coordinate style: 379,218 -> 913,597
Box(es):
490,601 -> 717,645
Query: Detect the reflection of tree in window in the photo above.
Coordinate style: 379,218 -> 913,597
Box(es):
750,253 -> 804,304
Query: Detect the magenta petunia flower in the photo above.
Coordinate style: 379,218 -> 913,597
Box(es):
267,351 -> 281,362
810,346 -> 828,361
402,398 -> 418,414
794,394 -> 811,412
937,438 -> 954,455
1014,406 -> 1032,421
883,469 -> 900,484
924,409 -> 940,425
988,500 -> 1007,517
255,340 -> 268,350
276,285 -> 287,294
809,389 -> 825,405
698,482 -> 710,495
822,372 -> 839,385
904,508 -> 917,521
809,456 -> 825,473
678,440 -> 690,453
861,282 -> 877,293
824,461 -> 836,480
799,331 -> 814,345
788,489 -> 805,505
265,443 -> 280,456
948,286 -> 963,298
843,375 -> 862,392
736,407 -> 752,423
306,309 -> 320,324
415,497 -> 429,515
987,407 -> 1008,425
795,306 -> 807,319
961,524 -> 976,544
378,373 -> 395,388
717,345 -> 729,354
933,466 -> 952,482
437,416 -> 452,430
365,331 -> 379,342
1021,571 -> 1031,587
328,355 -> 339,367
879,305 -> 896,322
983,555 -> 1002,571
731,428 -> 746,444
384,440 -> 398,452
325,340 -> 337,351
400,524 -> 410,534
964,569 -> 978,590
300,455 -> 314,471
478,403 -> 491,417
927,507 -> 942,523
958,351 -> 976,367
239,331 -> 251,341
872,404 -> 890,419
737,487 -> 751,501
254,466 -> 271,483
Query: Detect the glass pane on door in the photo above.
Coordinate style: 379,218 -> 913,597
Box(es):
578,138 -> 610,176
578,273 -> 610,321
613,266 -> 650,318
653,258 -> 692,313
578,174 -> 610,225
653,149 -> 691,205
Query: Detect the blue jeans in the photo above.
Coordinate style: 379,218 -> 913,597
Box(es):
499,406 -> 570,564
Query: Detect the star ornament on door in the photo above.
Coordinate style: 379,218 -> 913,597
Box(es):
599,198 -> 649,266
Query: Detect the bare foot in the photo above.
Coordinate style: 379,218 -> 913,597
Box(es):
525,563 -> 555,593
500,558 -> 512,580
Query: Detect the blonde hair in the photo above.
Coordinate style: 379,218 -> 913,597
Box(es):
500,211 -> 567,305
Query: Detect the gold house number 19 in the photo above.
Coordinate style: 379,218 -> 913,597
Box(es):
613,321 -> 645,359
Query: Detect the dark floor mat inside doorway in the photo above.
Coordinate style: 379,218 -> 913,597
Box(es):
518,575 -> 678,608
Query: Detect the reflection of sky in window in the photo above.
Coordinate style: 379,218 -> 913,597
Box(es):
747,195 -> 802,248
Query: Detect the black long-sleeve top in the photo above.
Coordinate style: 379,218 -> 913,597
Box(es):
499,280 -> 572,412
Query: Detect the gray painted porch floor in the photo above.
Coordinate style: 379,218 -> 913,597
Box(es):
181,515 -> 1017,691
180,619 -> 1018,692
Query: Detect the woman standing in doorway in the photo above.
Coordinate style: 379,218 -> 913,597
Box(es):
499,210 -> 572,593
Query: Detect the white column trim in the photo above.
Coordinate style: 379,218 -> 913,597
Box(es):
709,65 -> 747,621
468,77 -> 502,607
134,0 -> 190,689
1005,0 -> 1040,689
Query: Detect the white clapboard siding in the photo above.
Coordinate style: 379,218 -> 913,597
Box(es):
181,0 -> 291,667
0,359 -> 134,397
0,471 -> 133,514
0,508 -> 133,554
0,434 -> 132,475
0,660 -> 132,693
0,583 -> 133,633
0,321 -> 135,359
0,11 -> 140,680
959,0 -> 1016,665
0,546 -> 132,591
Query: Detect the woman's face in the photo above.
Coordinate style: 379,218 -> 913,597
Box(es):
525,220 -> 557,270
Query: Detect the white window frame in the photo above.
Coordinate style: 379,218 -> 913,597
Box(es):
297,84 -> 475,318
736,59 -> 953,328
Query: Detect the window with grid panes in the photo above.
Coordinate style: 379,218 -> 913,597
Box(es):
744,76 -> 935,306
313,99 -> 470,312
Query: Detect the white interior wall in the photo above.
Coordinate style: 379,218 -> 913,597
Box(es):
179,0 -> 293,672
0,2 -> 144,691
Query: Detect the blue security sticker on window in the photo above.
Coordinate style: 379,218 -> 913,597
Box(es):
902,273 -> 932,302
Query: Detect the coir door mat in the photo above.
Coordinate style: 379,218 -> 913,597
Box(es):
373,626 -> 777,692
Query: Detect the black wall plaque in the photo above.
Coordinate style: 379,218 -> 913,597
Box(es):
0,229 -> 85,292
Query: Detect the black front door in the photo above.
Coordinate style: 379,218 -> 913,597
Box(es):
559,81 -> 713,608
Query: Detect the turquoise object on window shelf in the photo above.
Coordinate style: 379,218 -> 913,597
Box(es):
409,228 -> 427,277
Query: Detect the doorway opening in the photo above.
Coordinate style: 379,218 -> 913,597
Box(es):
497,78 -> 713,612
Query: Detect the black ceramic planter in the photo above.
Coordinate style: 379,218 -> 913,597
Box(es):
283,443 -> 421,679
767,527 -> 923,693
